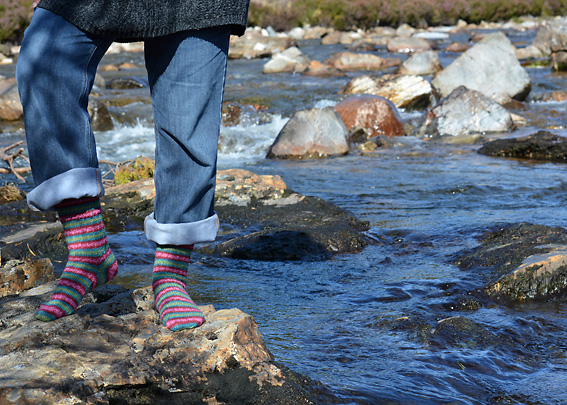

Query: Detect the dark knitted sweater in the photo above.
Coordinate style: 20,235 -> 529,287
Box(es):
38,0 -> 250,41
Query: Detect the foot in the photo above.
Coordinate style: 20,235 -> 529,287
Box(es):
35,197 -> 118,321
152,245 -> 205,331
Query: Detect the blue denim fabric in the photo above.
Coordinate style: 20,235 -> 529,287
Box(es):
16,8 -> 230,245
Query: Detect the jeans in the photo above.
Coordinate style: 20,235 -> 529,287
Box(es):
16,8 -> 230,245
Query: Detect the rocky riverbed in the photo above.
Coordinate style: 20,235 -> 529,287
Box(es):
2,15 -> 567,404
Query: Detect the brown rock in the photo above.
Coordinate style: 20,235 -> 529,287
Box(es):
0,78 -> 22,121
229,32 -> 297,59
0,284 -> 318,404
0,259 -> 54,298
335,95 -> 405,138
321,31 -> 341,45
87,98 -> 114,132
326,51 -> 397,71
445,42 -> 472,52
303,60 -> 345,77
387,37 -> 432,53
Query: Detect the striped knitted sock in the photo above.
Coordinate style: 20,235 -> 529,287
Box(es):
152,244 -> 205,331
35,197 -> 118,321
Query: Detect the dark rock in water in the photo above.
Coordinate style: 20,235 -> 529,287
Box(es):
0,283 -> 322,404
87,98 -> 114,132
477,130 -> 567,162
454,223 -> 567,304
209,195 -> 370,261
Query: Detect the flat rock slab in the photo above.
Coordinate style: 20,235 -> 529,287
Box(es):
0,283 -> 320,404
478,130 -> 567,162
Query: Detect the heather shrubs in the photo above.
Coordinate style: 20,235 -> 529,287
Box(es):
0,0 -> 33,43
248,0 -> 567,30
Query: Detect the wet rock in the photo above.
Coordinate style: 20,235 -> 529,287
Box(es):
266,107 -> 349,159
399,50 -> 442,76
229,30 -> 297,59
325,51 -> 401,71
0,259 -> 54,298
107,77 -> 148,90
341,74 -> 432,109
215,169 -> 304,206
87,98 -> 114,132
477,130 -> 567,162
432,32 -> 531,104
421,86 -> 514,137
209,195 -> 370,260
387,36 -> 432,53
334,95 -> 405,138
303,60 -> 345,78
0,284 -> 320,404
0,78 -> 22,121
486,249 -> 567,303
263,46 -> 310,74
426,316 -> 500,348
456,223 -> 567,273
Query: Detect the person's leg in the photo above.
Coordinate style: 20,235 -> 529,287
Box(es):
16,9 -> 117,321
144,26 -> 230,331
16,8 -> 113,211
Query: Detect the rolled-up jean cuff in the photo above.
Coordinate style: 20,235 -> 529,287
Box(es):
144,212 -> 219,245
27,168 -> 104,211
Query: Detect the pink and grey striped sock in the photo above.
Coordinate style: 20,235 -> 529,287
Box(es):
35,197 -> 118,321
152,244 -> 205,331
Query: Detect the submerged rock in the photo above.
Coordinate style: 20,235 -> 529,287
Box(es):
477,130 -> 567,162
432,32 -> 531,104
266,107 -> 349,159
0,284 -> 320,404
421,86 -> 514,137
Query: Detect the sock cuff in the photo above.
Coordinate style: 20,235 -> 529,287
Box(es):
56,197 -> 101,218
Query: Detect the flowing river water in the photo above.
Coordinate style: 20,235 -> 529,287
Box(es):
3,24 -> 567,404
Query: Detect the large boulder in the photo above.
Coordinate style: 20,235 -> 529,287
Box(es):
432,32 -> 531,104
341,74 -> 432,110
0,284 -> 319,404
334,95 -> 405,137
399,50 -> 442,76
421,86 -> 514,137
266,107 -> 349,159
263,46 -> 311,74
